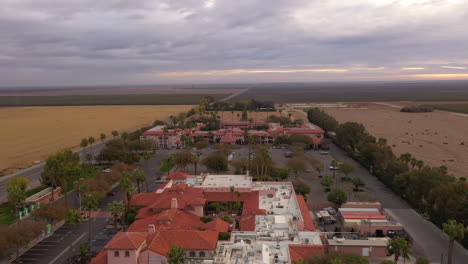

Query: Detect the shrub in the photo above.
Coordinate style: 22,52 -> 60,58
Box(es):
327,189 -> 348,205
200,216 -> 213,223
221,216 -> 233,224
218,232 -> 231,240
400,105 -> 433,113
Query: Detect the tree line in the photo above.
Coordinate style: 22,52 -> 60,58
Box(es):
307,108 -> 468,249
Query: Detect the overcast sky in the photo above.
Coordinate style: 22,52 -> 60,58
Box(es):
1,0 -> 468,86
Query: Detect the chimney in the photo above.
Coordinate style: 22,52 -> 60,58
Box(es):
171,198 -> 178,209
148,224 -> 155,235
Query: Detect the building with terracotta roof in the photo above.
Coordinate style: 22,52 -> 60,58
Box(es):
92,175 -> 324,264
140,121 -> 325,148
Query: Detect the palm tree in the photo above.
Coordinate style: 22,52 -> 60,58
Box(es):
443,219 -> 465,264
193,156 -> 200,175
415,160 -> 424,170
410,158 -> 417,169
388,237 -> 411,264
75,180 -> 88,212
80,138 -> 88,164
83,194 -> 98,248
168,245 -> 186,264
133,168 -> 147,193
399,153 -> 412,165
109,201 -> 125,232
100,133 -> 106,142
169,115 -> 176,126
65,209 -> 82,227
119,173 -> 134,224
111,130 -> 119,139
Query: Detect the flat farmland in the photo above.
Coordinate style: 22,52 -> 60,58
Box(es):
0,105 -> 193,173
324,103 -> 468,178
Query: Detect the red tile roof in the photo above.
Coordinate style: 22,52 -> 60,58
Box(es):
104,232 -> 147,250
240,215 -> 256,231
130,193 -> 160,207
296,195 -> 316,231
129,209 -> 229,233
220,134 -> 237,143
148,230 -> 219,257
204,219 -> 229,232
288,244 -> 324,263
131,184 -> 206,210
89,250 -> 107,264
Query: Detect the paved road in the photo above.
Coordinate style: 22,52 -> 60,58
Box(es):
328,144 -> 468,264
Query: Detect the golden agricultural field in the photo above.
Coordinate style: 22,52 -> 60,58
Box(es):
324,103 -> 468,178
0,105 -> 193,174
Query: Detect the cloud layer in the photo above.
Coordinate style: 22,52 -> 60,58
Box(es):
1,0 -> 468,85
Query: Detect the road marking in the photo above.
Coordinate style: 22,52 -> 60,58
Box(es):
49,232 -> 86,264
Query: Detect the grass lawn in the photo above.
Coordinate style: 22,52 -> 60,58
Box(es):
0,204 -> 15,226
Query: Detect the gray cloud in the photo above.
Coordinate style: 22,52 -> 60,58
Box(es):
1,0 -> 468,86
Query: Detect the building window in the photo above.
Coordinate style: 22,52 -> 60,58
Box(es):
125,251 -> 130,257
199,251 -> 206,257
189,251 -> 196,257
114,251 -> 120,257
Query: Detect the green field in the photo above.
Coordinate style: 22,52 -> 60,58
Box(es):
0,93 -> 229,106
233,81 -> 468,102
433,104 -> 468,114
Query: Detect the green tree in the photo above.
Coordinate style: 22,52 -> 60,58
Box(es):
7,176 -> 29,263
398,153 -> 412,165
168,245 -> 186,264
173,151 -> 196,171
111,130 -> 119,139
83,193 -> 98,251
388,237 -> 411,264
202,153 -> 228,172
133,168 -> 147,193
442,219 -> 465,264
351,176 -> 365,191
80,138 -> 88,164
415,160 -> 424,170
287,156 -> 308,176
87,136 -> 95,164
119,172 -> 135,223
109,201 -> 125,232
327,189 -> 348,205
380,260 -> 395,264
340,162 -> 355,178
160,156 -> 175,173
100,133 -> 106,142
294,179 -> 311,196
320,177 -> 334,191
65,209 -> 82,227
79,242 -> 90,264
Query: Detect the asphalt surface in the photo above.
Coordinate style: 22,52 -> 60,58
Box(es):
327,144 -> 468,264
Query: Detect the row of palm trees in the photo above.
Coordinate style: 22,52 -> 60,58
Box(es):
398,152 -> 425,170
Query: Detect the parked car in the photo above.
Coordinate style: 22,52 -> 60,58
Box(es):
102,168 -> 112,173
320,151 -> 328,155
284,151 -> 293,158
192,151 -> 202,156
106,191 -> 116,197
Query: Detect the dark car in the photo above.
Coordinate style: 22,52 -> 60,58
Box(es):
106,191 -> 116,197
